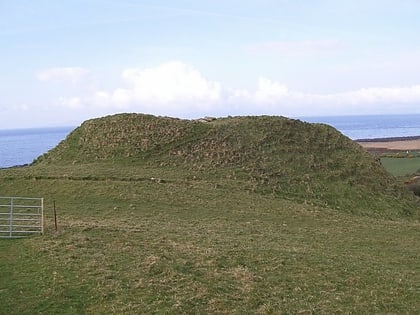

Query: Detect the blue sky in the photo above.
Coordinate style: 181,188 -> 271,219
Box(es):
2,0 -> 420,128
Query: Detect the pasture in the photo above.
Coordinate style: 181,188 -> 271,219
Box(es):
381,156 -> 420,177
0,174 -> 419,314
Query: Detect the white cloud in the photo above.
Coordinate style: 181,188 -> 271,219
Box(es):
59,96 -> 84,109
255,77 -> 289,103
37,67 -> 90,82
55,61 -> 420,117
58,61 -> 223,116
341,86 -> 420,104
121,61 -> 222,103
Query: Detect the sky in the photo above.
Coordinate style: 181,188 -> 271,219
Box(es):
2,0 -> 420,129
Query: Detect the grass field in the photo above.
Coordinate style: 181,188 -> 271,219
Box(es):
1,114 -> 419,314
381,157 -> 420,177
0,165 -> 419,314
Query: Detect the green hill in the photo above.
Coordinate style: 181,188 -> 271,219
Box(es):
33,113 -> 417,218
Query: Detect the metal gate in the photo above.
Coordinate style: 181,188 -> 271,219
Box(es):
0,197 -> 44,238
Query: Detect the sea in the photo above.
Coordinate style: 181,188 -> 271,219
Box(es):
1,114 -> 420,168
0,126 -> 74,168
299,114 -> 420,140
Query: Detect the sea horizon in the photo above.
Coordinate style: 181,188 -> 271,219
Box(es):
1,112 -> 420,130
299,113 -> 420,140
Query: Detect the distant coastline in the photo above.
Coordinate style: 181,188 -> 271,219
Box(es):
356,135 -> 420,142
0,164 -> 28,170
301,114 -> 420,140
357,136 -> 420,153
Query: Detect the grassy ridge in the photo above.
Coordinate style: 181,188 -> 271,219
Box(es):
1,113 -> 419,313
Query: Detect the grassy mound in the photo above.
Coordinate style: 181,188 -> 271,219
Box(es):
1,113 -> 419,314
34,113 -> 209,162
33,113 -> 417,218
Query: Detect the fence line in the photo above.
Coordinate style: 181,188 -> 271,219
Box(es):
0,197 -> 44,238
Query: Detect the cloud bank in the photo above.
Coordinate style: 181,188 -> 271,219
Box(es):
45,61 -> 420,118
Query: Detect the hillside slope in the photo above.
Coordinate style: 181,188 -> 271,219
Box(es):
34,113 -> 418,217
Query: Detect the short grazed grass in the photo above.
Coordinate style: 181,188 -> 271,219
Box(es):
381,157 -> 420,176
0,174 -> 419,314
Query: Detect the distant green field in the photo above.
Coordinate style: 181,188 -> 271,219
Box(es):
381,157 -> 420,176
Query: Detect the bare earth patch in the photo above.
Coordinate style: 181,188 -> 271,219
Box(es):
358,138 -> 420,151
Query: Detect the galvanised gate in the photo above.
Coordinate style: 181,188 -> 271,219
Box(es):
0,197 -> 44,238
